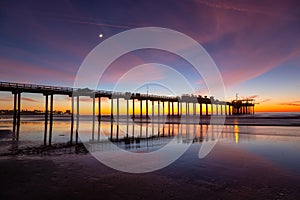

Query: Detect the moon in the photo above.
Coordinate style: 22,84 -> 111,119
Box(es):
99,34 -> 103,38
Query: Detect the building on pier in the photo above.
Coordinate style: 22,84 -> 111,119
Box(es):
230,99 -> 255,115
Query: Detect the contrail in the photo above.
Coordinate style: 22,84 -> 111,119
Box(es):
64,18 -> 132,29
49,13 -> 152,29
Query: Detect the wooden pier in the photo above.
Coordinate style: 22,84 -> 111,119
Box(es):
0,81 -> 255,146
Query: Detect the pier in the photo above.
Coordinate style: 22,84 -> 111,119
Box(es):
0,81 -> 255,146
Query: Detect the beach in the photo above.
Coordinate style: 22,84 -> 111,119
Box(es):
0,114 -> 300,199
1,143 -> 299,199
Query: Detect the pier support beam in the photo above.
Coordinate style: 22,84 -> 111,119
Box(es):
140,100 -> 143,118
132,99 -> 135,119
152,101 -> 154,118
70,95 -> 74,144
221,104 -> 223,115
206,103 -> 208,116
13,93 -> 17,135
76,95 -> 79,144
49,94 -> 53,146
186,102 -> 188,116
44,95 -> 48,146
16,92 -> 21,140
200,103 -> 203,116
146,99 -> 149,119
97,98 -> 101,142
168,101 -> 170,116
116,98 -> 119,141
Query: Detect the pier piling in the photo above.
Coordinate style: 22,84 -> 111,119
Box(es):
70,95 -> 74,144
44,94 -> 48,146
48,94 -> 53,146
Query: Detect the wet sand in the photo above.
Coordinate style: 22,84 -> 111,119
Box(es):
0,143 -> 299,200
1,114 -> 300,199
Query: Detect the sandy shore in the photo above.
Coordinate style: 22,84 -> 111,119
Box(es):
0,143 -> 299,200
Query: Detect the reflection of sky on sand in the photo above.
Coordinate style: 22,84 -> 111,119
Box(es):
0,116 -> 300,175
219,125 -> 300,174
237,134 -> 300,174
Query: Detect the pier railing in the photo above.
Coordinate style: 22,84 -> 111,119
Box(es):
0,81 -> 73,94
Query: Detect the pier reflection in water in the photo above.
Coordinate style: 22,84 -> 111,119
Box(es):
0,115 -> 253,151
76,117 -> 250,153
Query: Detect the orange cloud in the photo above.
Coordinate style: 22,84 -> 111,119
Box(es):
243,95 -> 259,99
280,101 -> 300,106
260,99 -> 271,103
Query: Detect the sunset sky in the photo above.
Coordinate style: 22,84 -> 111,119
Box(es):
0,0 -> 300,113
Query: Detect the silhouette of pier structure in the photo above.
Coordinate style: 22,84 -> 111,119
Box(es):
0,81 -> 255,146
231,99 -> 255,115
